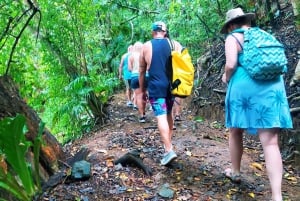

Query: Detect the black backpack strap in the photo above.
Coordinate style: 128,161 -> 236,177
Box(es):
229,28 -> 247,49
230,33 -> 243,50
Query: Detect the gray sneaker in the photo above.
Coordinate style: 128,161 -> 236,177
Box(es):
160,150 -> 177,166
139,116 -> 146,123
126,101 -> 133,107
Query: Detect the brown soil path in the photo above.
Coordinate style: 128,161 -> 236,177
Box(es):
43,93 -> 300,201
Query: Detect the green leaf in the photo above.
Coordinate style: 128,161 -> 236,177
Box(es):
0,173 -> 30,201
194,116 -> 204,122
0,114 -> 36,197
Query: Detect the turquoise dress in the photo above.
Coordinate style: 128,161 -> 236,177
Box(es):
225,53 -> 293,134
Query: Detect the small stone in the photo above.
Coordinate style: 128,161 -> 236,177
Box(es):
71,160 -> 91,180
158,183 -> 174,199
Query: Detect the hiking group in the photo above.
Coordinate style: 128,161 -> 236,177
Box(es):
118,7 -> 293,201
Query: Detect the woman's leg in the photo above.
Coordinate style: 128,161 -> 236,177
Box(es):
172,97 -> 182,120
229,128 -> 244,174
125,79 -> 133,105
136,90 -> 146,117
132,91 -> 137,108
258,128 -> 282,201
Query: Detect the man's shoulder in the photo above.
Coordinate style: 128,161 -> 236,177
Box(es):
142,41 -> 152,51
143,40 -> 152,46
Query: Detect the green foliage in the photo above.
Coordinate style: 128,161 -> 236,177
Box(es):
43,71 -> 120,144
0,114 -> 42,201
0,0 -> 281,145
194,115 -> 205,123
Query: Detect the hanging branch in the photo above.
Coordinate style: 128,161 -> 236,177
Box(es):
9,8 -> 32,31
129,21 -> 134,43
116,0 -> 158,25
0,16 -> 13,43
120,15 -> 139,25
25,0 -> 42,43
5,2 -> 41,75
0,16 -> 14,51
35,7 -> 42,43
116,1 -> 159,14
195,13 -> 214,36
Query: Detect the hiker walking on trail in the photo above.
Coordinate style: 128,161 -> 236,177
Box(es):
119,45 -> 133,107
138,21 -> 183,166
172,97 -> 183,130
221,8 -> 293,201
173,97 -> 182,122
128,41 -> 148,123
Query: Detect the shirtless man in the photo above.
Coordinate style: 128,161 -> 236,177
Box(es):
138,21 -> 182,165
128,41 -> 147,123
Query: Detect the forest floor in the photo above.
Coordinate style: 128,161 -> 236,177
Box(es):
41,93 -> 300,201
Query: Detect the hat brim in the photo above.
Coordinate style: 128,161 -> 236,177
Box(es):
220,13 -> 255,34
152,22 -> 167,32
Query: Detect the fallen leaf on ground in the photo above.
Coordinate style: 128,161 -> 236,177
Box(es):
250,162 -> 263,171
248,192 -> 255,198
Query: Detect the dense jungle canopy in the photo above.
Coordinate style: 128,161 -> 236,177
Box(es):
0,0 -> 298,142
1,0 -> 224,142
0,0 -> 299,200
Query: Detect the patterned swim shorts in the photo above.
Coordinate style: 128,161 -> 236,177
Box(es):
149,97 -> 174,116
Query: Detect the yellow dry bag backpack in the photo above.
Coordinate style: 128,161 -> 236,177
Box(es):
169,40 -> 195,98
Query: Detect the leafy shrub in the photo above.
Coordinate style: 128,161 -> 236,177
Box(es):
0,114 -> 42,201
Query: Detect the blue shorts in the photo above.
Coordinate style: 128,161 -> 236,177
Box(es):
131,76 -> 148,90
149,97 -> 174,116
123,79 -> 131,89
131,77 -> 139,89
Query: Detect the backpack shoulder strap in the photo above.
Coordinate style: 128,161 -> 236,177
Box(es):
167,39 -> 175,51
228,27 -> 254,50
229,33 -> 243,50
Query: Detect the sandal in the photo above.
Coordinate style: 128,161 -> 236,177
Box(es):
224,168 -> 241,183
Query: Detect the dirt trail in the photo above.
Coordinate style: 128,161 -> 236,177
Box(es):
43,93 -> 300,201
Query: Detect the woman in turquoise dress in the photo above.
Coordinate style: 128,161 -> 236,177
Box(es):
221,8 -> 293,201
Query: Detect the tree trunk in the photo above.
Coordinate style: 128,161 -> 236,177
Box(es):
0,75 -> 65,179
